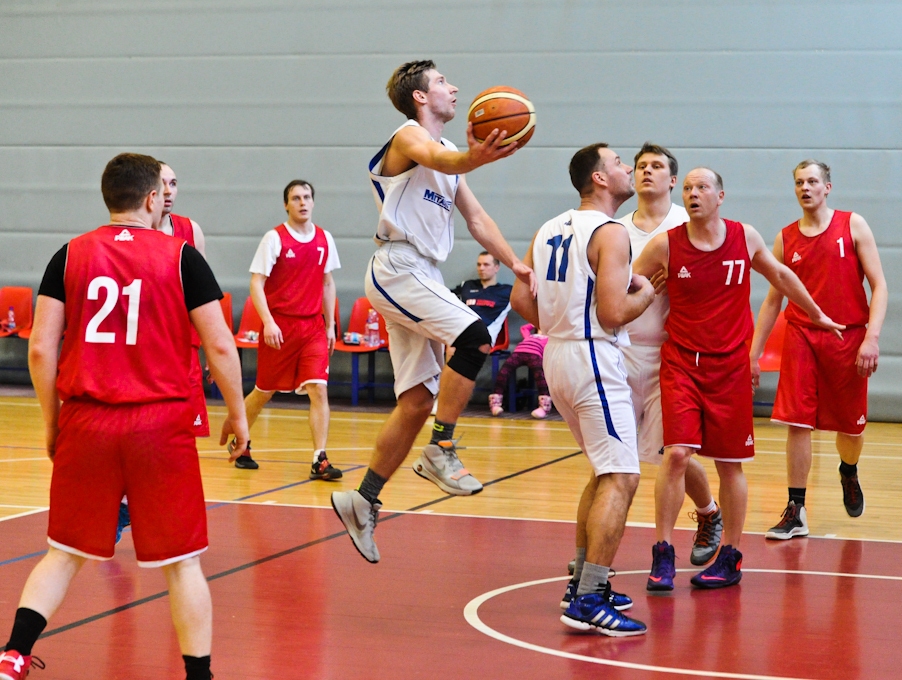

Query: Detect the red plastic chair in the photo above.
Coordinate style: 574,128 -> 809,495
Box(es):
234,297 -> 263,349
0,287 -> 34,339
333,297 -> 391,405
489,318 -> 511,384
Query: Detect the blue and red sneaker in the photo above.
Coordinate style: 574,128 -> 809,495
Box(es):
560,578 -> 633,611
647,541 -> 676,591
690,544 -> 743,589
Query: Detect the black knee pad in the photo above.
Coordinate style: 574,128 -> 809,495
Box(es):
448,321 -> 491,380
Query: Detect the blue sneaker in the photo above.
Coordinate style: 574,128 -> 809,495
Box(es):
690,544 -> 743,589
647,541 -> 675,591
560,585 -> 647,637
115,501 -> 131,545
560,578 -> 632,611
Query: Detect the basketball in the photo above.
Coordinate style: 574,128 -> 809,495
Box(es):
467,86 -> 536,147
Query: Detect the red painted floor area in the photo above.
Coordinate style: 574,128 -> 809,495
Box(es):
0,505 -> 899,679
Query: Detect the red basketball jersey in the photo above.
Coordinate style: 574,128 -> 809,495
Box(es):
168,213 -> 201,347
57,226 -> 193,404
264,224 -> 329,318
665,219 -> 754,354
169,213 -> 196,247
781,210 -> 869,328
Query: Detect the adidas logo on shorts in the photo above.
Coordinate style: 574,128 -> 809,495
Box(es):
114,229 -> 134,242
745,435 -> 754,446
678,266 -> 691,279
286,249 -> 296,258
857,415 -> 866,425
792,251 -> 802,263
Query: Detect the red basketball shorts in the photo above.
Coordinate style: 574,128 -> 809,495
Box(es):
255,314 -> 329,393
48,399 -> 208,566
772,323 -> 868,434
661,342 -> 755,461
189,346 -> 210,437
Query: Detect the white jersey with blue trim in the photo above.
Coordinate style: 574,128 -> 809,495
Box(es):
533,209 -> 630,345
368,119 -> 460,263
617,203 -> 689,346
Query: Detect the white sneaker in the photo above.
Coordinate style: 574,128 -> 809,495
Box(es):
488,393 -> 503,416
531,395 -> 552,419
331,490 -> 381,562
414,441 -> 483,495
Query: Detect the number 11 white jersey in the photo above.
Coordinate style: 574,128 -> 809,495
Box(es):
532,209 -> 630,345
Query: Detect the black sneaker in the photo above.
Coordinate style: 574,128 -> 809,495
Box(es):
310,452 -> 342,480
230,439 -> 259,470
839,467 -> 865,517
765,501 -> 809,540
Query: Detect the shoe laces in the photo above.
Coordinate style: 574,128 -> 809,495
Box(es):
437,437 -> 466,471
690,510 -> 717,547
841,474 -> 861,504
776,502 -> 800,528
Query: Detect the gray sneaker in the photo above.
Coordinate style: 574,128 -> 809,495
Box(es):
689,506 -> 723,566
414,441 -> 483,495
331,490 -> 381,563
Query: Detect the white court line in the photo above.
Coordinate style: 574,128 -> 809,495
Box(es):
0,457 -> 50,464
0,508 -> 48,522
465,567 -> 902,679
0,504 -> 45,510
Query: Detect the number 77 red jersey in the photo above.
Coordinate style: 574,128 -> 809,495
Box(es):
57,225 -> 193,404
664,219 -> 754,354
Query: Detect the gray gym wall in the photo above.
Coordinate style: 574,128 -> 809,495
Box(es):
0,1 -> 899,419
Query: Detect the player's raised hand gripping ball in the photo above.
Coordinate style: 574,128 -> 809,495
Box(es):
467,87 -> 536,147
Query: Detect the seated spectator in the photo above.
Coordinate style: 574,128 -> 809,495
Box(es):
452,251 -> 512,345
489,324 -> 552,419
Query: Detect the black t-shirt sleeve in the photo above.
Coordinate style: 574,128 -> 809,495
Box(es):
181,245 -> 223,311
37,244 -> 69,303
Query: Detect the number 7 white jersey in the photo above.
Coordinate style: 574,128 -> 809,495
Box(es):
532,209 -> 630,345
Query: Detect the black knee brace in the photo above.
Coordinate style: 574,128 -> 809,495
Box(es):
448,321 -> 492,381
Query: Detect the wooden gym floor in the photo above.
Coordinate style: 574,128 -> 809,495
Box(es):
0,393 -> 901,679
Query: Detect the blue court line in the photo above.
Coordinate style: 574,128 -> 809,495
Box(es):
0,550 -> 48,568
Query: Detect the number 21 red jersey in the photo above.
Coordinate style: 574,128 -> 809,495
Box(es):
57,225 -> 193,404
665,219 -> 754,354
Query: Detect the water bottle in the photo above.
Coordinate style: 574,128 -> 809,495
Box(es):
5,307 -> 14,331
365,309 -> 379,347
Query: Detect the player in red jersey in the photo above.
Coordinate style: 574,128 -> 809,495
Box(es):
751,160 -> 887,539
0,154 -> 248,680
634,167 -> 843,589
226,180 -> 343,481
114,162 -> 212,544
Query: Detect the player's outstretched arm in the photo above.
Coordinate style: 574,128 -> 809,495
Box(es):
632,231 -> 670,286
746,224 -> 844,338
191,301 -> 249,459
511,233 -> 540,328
749,233 -> 786,390
250,273 -> 283,350
28,295 -> 66,460
392,123 -> 516,176
456,178 -> 536,295
590,222 -> 655,328
851,213 -> 887,377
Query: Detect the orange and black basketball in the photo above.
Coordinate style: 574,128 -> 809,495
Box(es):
467,86 -> 536,147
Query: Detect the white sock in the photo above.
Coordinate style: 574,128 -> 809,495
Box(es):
313,449 -> 326,463
697,499 -> 717,515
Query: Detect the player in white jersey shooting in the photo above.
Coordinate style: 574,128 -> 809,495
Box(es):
332,59 -> 535,563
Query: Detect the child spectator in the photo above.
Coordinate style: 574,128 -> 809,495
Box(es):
489,324 -> 551,419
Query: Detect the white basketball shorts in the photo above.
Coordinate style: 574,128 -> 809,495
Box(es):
621,343 -> 665,465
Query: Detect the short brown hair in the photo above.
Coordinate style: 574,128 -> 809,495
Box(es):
101,153 -> 161,212
387,60 -> 435,120
794,159 -> 831,184
283,179 -> 315,204
569,143 -> 609,196
634,142 -> 678,177
478,251 -> 499,266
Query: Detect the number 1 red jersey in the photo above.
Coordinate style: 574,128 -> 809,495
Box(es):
781,210 -> 869,329
57,226 -> 193,404
665,219 -> 754,354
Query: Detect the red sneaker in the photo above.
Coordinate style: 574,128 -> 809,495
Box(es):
0,650 -> 44,680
